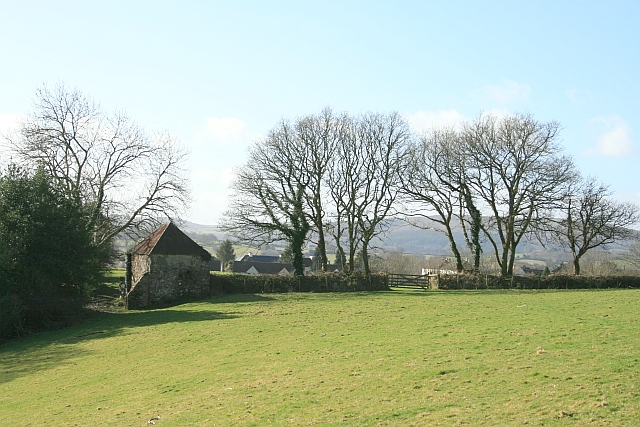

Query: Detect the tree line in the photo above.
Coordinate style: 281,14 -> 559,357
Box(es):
224,109 -> 638,277
1,85 -> 637,338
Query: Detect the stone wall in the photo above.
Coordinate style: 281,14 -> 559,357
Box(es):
127,254 -> 210,309
130,253 -> 151,285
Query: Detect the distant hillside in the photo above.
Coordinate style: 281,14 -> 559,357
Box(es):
173,219 -> 632,269
109,219 -> 634,272
368,219 -> 553,256
181,221 -> 226,236
180,219 -> 553,257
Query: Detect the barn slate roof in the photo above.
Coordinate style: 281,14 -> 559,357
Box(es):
129,222 -> 211,261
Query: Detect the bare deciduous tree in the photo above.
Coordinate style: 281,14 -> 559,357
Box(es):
621,240 -> 640,271
369,250 -> 425,275
578,251 -> 621,276
461,113 -> 576,276
326,115 -> 360,272
355,112 -> 411,275
223,121 -> 311,276
296,109 -> 342,272
400,128 -> 479,272
224,109 -> 347,275
7,84 -> 190,246
328,112 -> 410,274
557,177 -> 638,275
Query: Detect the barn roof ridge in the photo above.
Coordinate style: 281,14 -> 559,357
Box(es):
129,222 -> 211,260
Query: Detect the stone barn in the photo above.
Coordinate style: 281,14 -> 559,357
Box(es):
125,222 -> 211,309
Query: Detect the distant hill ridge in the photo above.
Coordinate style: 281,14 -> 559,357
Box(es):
179,219 -> 566,256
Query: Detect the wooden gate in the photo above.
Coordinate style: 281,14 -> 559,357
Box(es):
389,274 -> 433,289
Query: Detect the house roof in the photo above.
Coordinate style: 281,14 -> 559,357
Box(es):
129,222 -> 211,260
237,254 -> 313,266
515,265 -> 546,276
232,261 -> 294,275
238,254 -> 281,263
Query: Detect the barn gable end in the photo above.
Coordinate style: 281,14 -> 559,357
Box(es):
126,222 -> 211,309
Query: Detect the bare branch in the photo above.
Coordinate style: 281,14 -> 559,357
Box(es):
6,83 -> 190,248
554,177 -> 639,275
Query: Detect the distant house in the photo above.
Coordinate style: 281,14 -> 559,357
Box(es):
422,257 -> 457,275
322,263 -> 342,273
236,253 -> 281,263
210,257 -> 222,272
514,265 -> 546,277
421,268 -> 456,275
125,222 -> 211,309
232,261 -> 293,275
235,252 -> 313,274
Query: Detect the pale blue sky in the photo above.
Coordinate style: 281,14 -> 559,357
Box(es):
1,1 -> 638,224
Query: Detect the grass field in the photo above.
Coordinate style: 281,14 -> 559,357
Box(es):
1,288 -> 638,426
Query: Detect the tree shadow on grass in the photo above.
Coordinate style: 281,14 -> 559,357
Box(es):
184,293 -> 276,305
82,307 -> 240,335
0,340 -> 85,385
0,307 -> 239,384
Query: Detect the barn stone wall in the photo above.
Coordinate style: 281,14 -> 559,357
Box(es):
127,254 -> 210,309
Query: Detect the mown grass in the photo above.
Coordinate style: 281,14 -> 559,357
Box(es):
1,288 -> 638,426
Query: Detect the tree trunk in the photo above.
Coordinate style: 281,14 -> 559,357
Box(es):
315,224 -> 328,272
291,232 -> 306,277
461,185 -> 482,270
500,244 -> 509,277
347,221 -> 358,273
445,224 -> 464,272
508,248 -> 517,277
452,244 -> 464,272
573,257 -> 581,276
335,244 -> 347,271
362,245 -> 370,275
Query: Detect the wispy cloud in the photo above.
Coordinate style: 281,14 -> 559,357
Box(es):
405,109 -> 466,134
586,115 -> 635,157
476,80 -> 531,105
405,108 -> 518,134
195,116 -> 260,146
565,89 -> 592,106
189,165 -> 238,224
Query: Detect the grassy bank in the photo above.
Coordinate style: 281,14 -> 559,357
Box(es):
1,289 -> 638,426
